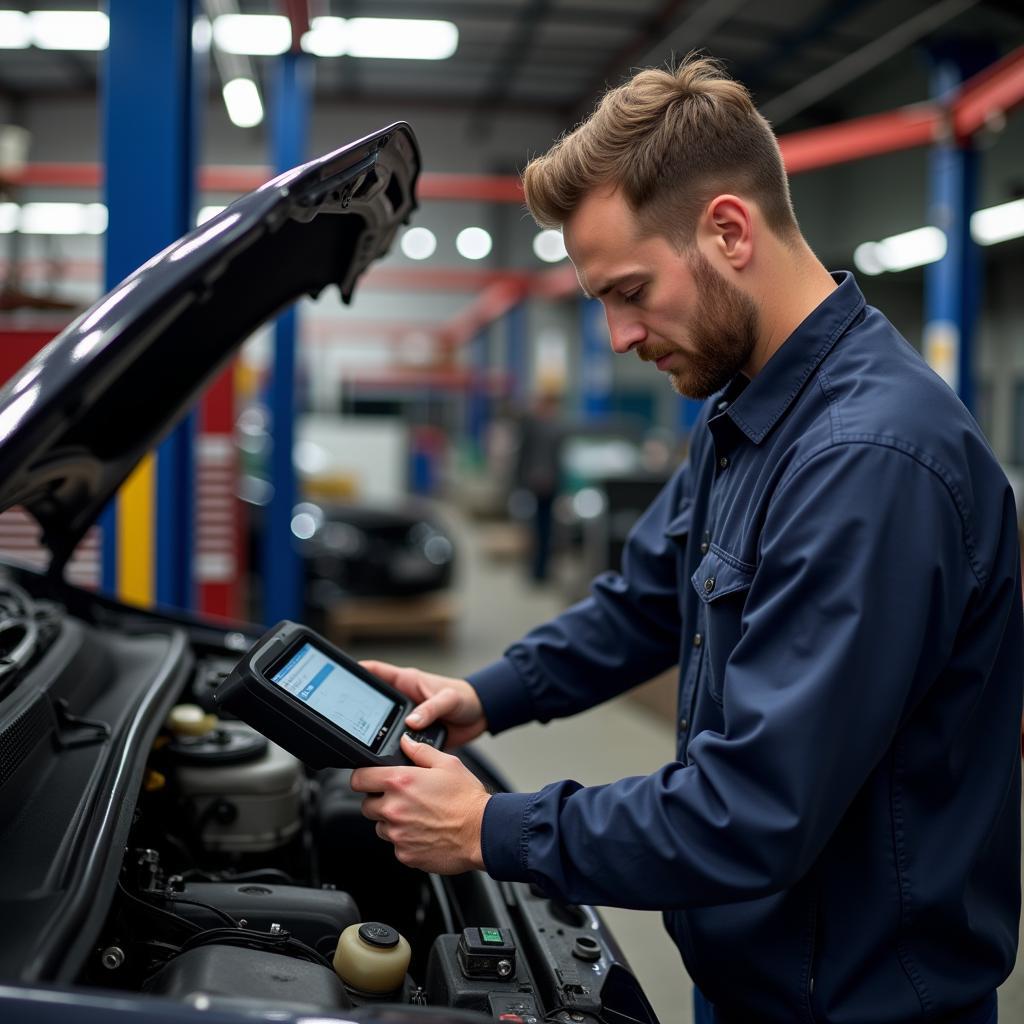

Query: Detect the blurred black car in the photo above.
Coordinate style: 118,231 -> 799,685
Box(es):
295,499 -> 455,598
0,125 -> 657,1023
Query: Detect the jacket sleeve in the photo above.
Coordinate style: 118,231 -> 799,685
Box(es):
480,442 -> 987,909
468,458 -> 694,734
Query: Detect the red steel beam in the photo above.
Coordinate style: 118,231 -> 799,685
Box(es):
418,173 -> 524,203
440,278 -> 529,349
2,165 -> 528,201
279,0 -> 311,54
779,104 -> 940,174
364,267 -> 537,292
304,319 -> 447,344
953,45 -> 1024,139
0,259 -> 543,294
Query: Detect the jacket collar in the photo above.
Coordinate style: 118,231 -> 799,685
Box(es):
718,271 -> 865,445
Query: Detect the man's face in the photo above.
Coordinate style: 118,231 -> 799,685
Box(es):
563,187 -> 760,399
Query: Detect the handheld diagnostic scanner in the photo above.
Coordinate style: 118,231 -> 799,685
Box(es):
213,621 -> 445,770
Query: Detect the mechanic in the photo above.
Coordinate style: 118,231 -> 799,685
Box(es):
351,56 -> 1022,1023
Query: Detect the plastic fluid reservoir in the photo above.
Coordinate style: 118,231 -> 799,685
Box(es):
167,704 -> 218,737
334,922 -> 411,994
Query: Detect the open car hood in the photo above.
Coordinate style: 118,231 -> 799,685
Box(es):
0,123 -> 420,573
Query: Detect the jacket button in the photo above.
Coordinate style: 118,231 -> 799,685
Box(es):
699,542 -> 709,555
719,456 -> 729,469
704,577 -> 716,593
679,717 -> 689,732
693,633 -> 703,648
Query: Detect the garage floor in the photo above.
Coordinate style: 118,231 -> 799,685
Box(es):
346,510 -> 1024,1022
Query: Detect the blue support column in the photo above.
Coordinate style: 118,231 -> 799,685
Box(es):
579,297 -> 612,420
505,303 -> 527,404
102,0 -> 198,607
923,50 -> 987,413
466,328 -> 491,459
263,51 -> 312,625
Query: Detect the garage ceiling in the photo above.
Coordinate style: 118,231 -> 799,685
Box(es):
0,0 -> 1022,134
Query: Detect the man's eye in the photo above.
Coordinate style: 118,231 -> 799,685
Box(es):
623,286 -> 644,305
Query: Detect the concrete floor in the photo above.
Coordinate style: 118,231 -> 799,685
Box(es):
347,510 -> 1024,1023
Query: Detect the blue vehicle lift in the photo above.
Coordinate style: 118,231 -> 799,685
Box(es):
262,51 -> 313,625
101,0 -> 199,609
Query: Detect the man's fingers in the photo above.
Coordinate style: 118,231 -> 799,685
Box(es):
350,766 -> 395,793
359,659 -> 400,680
359,659 -> 422,699
360,794 -> 383,820
400,730 -> 448,767
406,687 -> 461,728
375,821 -> 391,842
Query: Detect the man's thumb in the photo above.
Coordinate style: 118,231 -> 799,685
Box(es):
401,730 -> 446,767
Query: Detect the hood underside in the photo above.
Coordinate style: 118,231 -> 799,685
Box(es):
0,123 -> 420,573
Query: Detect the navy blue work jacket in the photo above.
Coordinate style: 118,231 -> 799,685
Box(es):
470,273 -> 1022,1023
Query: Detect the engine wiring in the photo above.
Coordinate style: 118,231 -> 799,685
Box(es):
116,878 -> 335,977
0,578 -> 63,699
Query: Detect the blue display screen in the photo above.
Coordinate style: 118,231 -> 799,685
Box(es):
270,643 -> 395,746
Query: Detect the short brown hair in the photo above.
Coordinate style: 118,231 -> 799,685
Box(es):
523,55 -> 798,244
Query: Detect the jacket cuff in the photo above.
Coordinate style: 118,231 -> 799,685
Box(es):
481,791 -> 534,881
467,657 -> 537,735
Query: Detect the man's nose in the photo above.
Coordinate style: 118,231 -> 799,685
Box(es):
606,310 -> 646,354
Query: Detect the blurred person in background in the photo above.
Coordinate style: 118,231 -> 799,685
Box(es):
511,389 -> 565,583
352,55 -> 1022,1024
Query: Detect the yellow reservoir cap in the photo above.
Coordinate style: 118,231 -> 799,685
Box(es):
167,704 -> 219,737
334,922 -> 411,993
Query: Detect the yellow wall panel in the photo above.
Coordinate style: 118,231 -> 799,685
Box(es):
117,453 -> 155,606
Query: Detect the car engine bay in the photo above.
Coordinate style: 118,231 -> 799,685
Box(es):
0,569 -> 657,1024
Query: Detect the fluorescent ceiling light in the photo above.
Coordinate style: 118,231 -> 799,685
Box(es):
0,11 -> 30,49
854,226 -> 947,275
301,17 -> 458,60
853,241 -> 885,276
213,14 -> 290,56
400,227 -> 437,260
20,202 -> 107,235
192,16 -> 212,55
301,16 -> 345,57
0,202 -> 19,233
222,78 -> 263,128
971,199 -> 1024,246
347,18 -> 457,60
533,229 -> 567,263
877,226 -> 947,272
456,226 -> 492,261
30,11 -> 108,51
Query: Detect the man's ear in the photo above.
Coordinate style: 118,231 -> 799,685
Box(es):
703,195 -> 753,270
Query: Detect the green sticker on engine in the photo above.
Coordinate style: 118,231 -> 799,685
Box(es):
480,927 -> 503,944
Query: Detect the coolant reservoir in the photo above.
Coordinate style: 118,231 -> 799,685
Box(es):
334,922 -> 411,994
167,703 -> 218,737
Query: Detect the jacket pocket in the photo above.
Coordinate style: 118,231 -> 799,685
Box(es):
690,547 -> 755,705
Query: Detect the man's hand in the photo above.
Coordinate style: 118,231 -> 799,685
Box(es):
351,733 -> 490,875
360,660 -> 487,749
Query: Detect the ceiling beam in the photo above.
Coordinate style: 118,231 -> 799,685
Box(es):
319,0 -> 642,28
953,43 -> 1024,138
565,0 -> 758,123
760,0 -> 980,127
567,0 -> 690,122
469,0 -> 554,128
733,0 -> 874,103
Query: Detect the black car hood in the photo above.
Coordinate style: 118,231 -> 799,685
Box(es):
0,123 -> 420,573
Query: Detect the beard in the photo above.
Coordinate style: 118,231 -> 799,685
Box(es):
637,248 -> 759,400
